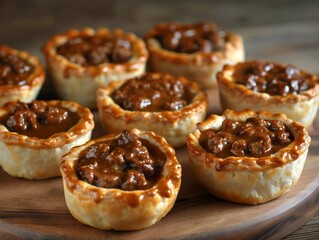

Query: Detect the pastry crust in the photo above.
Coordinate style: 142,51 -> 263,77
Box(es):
145,22 -> 244,88
60,128 -> 182,230
0,45 -> 45,106
186,109 -> 311,205
42,27 -> 148,108
0,100 -> 94,179
97,73 -> 208,148
217,62 -> 319,129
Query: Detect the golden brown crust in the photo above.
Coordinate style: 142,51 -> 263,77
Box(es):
42,28 -> 148,108
97,73 -> 208,148
217,62 -> 319,128
0,45 -> 45,106
60,129 -> 182,230
186,109 -> 311,204
0,100 -> 94,179
144,22 -> 244,88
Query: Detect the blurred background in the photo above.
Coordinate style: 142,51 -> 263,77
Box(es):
2,0 -> 318,99
1,0 -> 319,65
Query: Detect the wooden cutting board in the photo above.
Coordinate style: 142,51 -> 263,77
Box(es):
0,89 -> 319,240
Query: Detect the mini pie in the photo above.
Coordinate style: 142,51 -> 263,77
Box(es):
0,100 -> 94,179
0,45 -> 45,106
144,22 -> 244,88
217,60 -> 319,128
97,72 -> 208,148
42,27 -> 148,108
60,128 -> 182,230
186,109 -> 311,205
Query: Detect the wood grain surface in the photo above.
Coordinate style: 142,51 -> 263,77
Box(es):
1,1 -> 319,239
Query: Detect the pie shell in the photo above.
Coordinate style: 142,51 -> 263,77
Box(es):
60,128 -> 182,230
144,23 -> 244,88
0,100 -> 94,179
217,63 -> 319,129
97,73 -> 208,148
42,28 -> 148,108
186,109 -> 311,205
0,45 -> 45,106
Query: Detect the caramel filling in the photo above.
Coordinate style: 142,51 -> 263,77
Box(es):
233,61 -> 317,96
147,22 -> 229,54
56,35 -> 133,66
111,73 -> 193,112
199,117 -> 294,158
0,100 -> 80,139
75,130 -> 166,191
0,49 -> 34,86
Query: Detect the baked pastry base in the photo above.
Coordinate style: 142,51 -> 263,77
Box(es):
97,75 -> 208,148
217,63 -> 319,129
186,109 -> 311,204
145,28 -> 244,88
60,128 -> 182,230
0,100 -> 94,179
0,45 -> 45,106
42,28 -> 148,108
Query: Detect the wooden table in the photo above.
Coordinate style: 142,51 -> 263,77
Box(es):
1,1 -> 319,239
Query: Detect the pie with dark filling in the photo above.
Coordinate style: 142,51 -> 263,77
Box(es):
42,27 -> 148,108
0,45 -> 45,106
0,100 -> 94,179
217,60 -> 319,128
97,72 -> 208,148
186,109 -> 311,204
60,129 -> 181,230
144,22 -> 244,88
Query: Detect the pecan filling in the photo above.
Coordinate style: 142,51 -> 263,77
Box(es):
199,117 -> 294,158
75,130 -> 166,191
0,49 -> 34,86
56,35 -> 133,66
148,22 -> 229,54
233,61 -> 318,96
111,73 -> 193,112
0,100 -> 80,139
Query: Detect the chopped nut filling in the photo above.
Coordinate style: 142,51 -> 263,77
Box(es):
0,49 -> 34,86
57,36 -> 133,66
199,117 -> 294,158
147,22 -> 229,53
0,100 -> 80,138
233,61 -> 317,96
111,73 -> 192,112
75,130 -> 166,191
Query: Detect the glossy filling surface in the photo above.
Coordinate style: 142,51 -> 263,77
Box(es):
75,130 -> 166,191
0,48 -> 34,86
199,117 -> 294,158
0,100 -> 80,139
233,61 -> 317,96
147,22 -> 229,54
56,35 -> 133,66
111,73 -> 193,112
